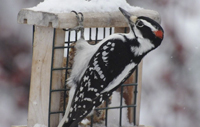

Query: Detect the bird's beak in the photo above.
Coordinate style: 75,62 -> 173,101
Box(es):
119,7 -> 137,24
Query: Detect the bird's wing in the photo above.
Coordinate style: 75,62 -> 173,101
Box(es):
67,38 -> 98,87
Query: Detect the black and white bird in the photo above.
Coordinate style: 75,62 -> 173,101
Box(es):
58,7 -> 164,127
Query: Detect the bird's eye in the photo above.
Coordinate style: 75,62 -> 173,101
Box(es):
136,20 -> 144,27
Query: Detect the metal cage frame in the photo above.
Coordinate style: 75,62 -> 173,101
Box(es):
46,27 -> 139,127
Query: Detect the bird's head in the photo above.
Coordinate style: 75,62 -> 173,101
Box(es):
119,7 -> 164,48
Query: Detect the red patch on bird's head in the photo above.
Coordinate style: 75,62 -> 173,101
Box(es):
154,30 -> 163,39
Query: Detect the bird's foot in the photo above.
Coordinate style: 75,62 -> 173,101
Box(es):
63,11 -> 84,38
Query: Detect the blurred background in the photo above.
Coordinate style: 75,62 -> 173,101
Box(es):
0,0 -> 199,127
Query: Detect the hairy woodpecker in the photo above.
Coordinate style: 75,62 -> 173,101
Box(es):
58,7 -> 164,127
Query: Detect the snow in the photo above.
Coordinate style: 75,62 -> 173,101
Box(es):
81,118 -> 90,125
30,0 -> 142,13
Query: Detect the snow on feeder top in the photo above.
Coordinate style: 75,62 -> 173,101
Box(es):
16,0 -> 161,127
18,0 -> 160,28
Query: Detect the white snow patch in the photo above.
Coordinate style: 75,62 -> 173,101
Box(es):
33,123 -> 47,127
81,118 -> 90,125
30,0 -> 142,13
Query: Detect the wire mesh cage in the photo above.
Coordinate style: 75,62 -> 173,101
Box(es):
46,27 -> 140,127
16,7 -> 160,127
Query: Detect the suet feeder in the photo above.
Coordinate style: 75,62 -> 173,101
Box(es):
15,1 -> 160,127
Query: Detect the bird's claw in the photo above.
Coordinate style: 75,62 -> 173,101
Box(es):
63,11 -> 84,32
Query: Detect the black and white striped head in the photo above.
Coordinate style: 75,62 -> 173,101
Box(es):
119,7 -> 164,48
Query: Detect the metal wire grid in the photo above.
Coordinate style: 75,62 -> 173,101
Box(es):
45,27 -> 139,127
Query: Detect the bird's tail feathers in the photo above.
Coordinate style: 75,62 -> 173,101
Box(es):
58,86 -> 76,127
